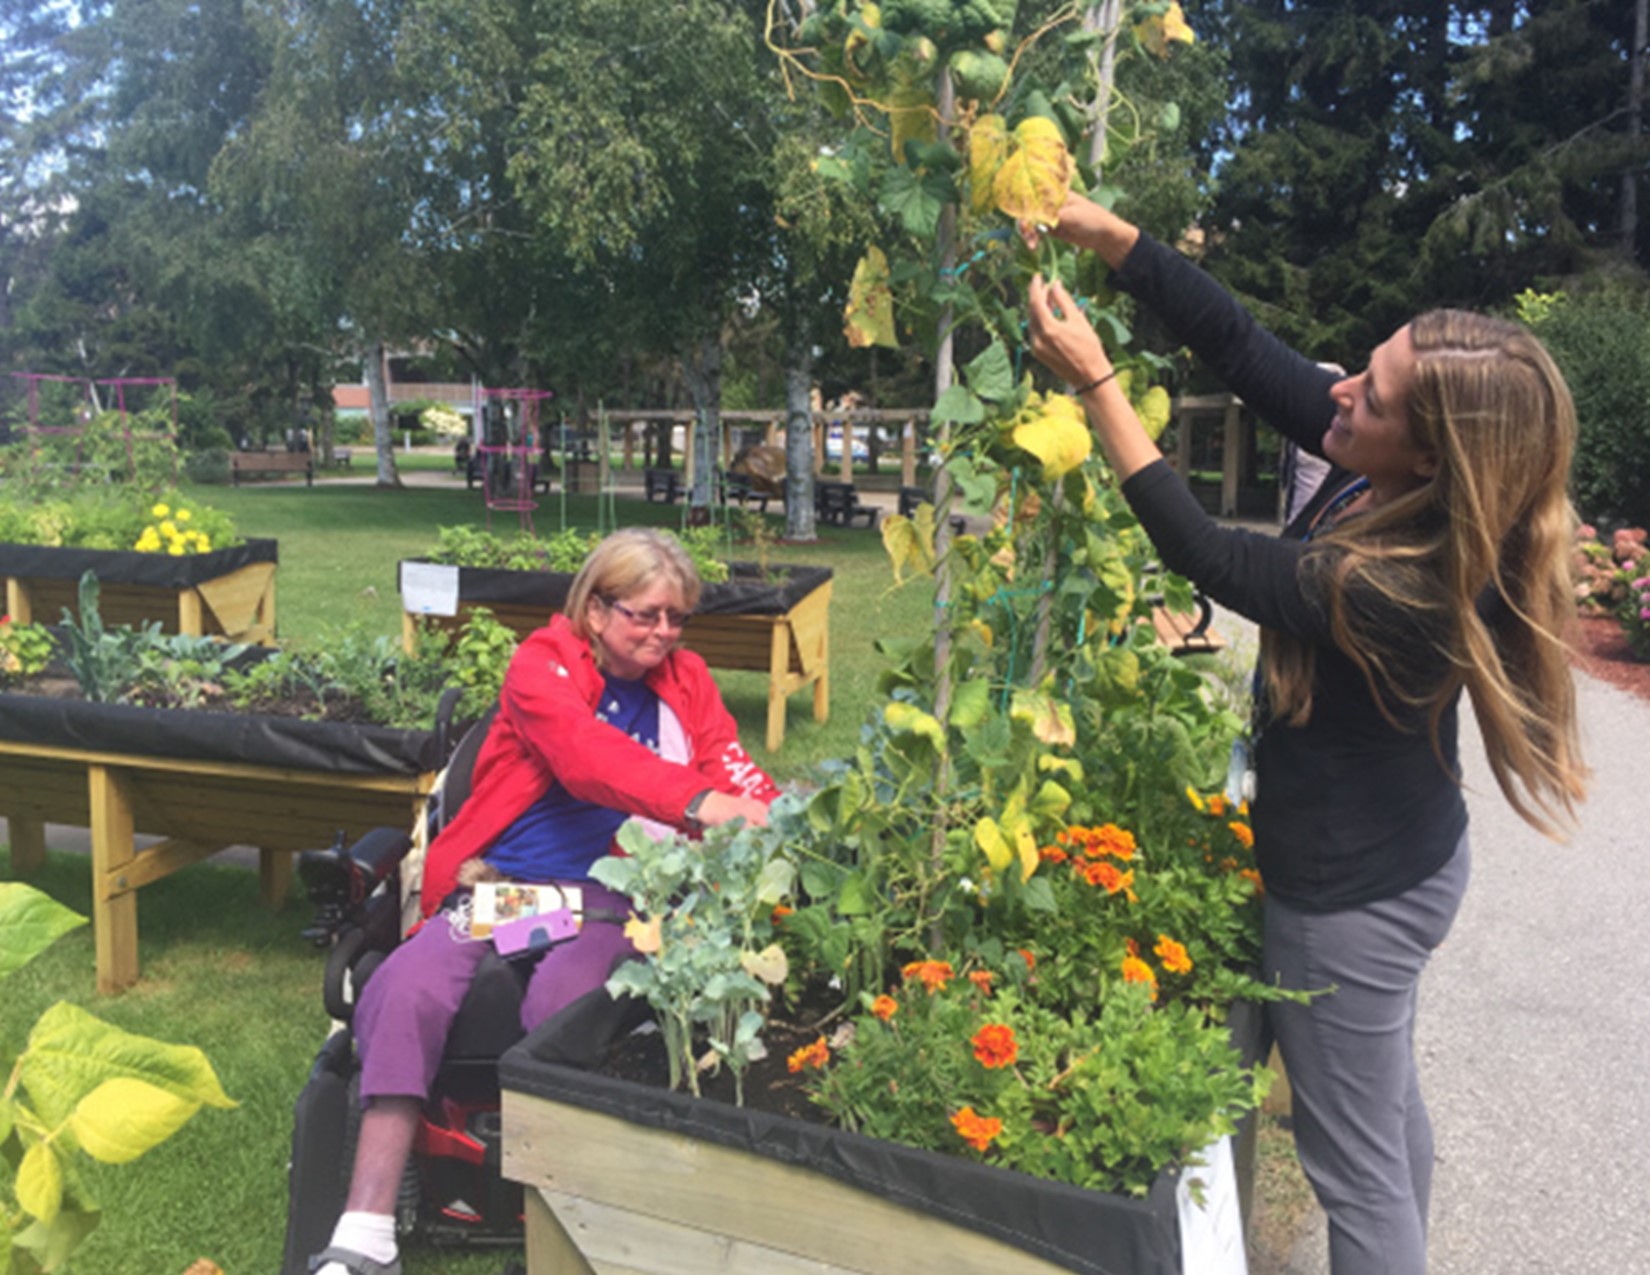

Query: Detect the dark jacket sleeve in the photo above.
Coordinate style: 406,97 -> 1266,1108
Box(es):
1122,460 -> 1337,641
1112,233 -> 1341,457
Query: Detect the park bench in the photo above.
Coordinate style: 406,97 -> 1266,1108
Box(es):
897,484 -> 967,535
1149,591 -> 1226,656
229,450 -> 314,485
815,479 -> 878,528
644,467 -> 683,503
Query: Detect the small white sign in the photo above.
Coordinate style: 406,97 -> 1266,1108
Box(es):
401,561 -> 460,616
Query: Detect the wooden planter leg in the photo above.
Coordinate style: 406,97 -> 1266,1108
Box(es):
88,764 -> 139,994
178,587 -> 205,638
525,1188 -> 597,1275
766,620 -> 790,753
259,847 -> 293,909
8,815 -> 47,876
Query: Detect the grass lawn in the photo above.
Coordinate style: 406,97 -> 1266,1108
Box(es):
1,476 -> 933,1274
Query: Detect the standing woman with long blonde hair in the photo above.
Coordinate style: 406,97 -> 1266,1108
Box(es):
1022,195 -> 1586,1275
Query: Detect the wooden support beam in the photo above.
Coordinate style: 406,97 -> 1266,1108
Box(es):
88,764 -> 139,994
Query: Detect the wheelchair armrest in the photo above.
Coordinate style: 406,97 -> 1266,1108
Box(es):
298,826 -> 416,947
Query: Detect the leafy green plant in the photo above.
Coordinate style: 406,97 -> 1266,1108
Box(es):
131,634 -> 252,709
0,617 -> 56,685
0,490 -> 240,553
59,573 -> 162,703
0,883 -> 236,1273
592,803 -> 799,1101
445,608 -> 519,722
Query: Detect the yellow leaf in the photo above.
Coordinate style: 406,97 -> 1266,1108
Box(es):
624,913 -> 662,954
1012,392 -> 1092,480
888,58 -> 937,159
880,510 -> 935,584
1030,779 -> 1072,822
992,117 -> 1072,225
844,246 -> 897,349
1013,820 -> 1039,882
1011,688 -> 1076,747
69,1077 -> 200,1165
974,817 -> 1013,874
1135,1 -> 1196,57
883,701 -> 946,749
17,1140 -> 62,1223
740,944 -> 790,986
1137,384 -> 1172,441
949,676 -> 992,728
1038,753 -> 1085,782
967,114 -> 1010,214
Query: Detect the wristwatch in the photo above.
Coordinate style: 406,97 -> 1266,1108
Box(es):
683,789 -> 711,829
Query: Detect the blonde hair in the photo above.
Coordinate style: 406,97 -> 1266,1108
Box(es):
1261,309 -> 1587,838
565,528 -> 703,659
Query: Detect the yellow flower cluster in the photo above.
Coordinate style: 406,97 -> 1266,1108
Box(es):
134,503 -> 211,556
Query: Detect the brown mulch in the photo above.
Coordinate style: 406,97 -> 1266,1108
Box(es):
1569,616 -> 1650,704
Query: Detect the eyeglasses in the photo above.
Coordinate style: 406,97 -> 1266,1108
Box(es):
604,598 -> 691,631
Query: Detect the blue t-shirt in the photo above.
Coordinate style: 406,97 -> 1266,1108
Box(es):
483,674 -> 662,883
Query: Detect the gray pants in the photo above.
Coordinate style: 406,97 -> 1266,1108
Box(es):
1263,841 -> 1471,1275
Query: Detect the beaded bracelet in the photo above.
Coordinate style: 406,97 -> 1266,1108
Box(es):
1072,369 -> 1121,395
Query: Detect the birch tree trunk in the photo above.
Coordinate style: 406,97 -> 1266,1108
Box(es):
784,351 -> 818,542
365,339 -> 401,488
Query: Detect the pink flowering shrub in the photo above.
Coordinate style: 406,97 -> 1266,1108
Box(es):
1574,524 -> 1650,660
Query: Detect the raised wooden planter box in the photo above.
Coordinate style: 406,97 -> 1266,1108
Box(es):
399,561 -> 832,752
0,694 -> 440,993
497,1000 -> 1260,1275
0,538 -> 279,645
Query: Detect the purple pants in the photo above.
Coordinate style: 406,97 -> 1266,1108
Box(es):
355,879 -> 635,1104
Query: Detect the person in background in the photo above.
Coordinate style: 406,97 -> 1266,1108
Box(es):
1279,363 -> 1342,524
310,527 -> 778,1275
1022,193 -> 1585,1275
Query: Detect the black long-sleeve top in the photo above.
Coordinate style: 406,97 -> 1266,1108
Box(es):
1113,232 -> 1466,912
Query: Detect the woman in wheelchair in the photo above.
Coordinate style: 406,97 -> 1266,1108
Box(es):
311,527 -> 779,1275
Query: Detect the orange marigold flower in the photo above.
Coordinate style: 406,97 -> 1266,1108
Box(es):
901,959 -> 955,992
971,1023 -> 1018,1069
1040,845 -> 1069,864
1239,868 -> 1264,894
871,994 -> 898,1021
786,1035 -> 831,1073
1206,794 -> 1228,817
950,1105 -> 1004,1152
1154,933 -> 1193,975
1018,948 -> 1036,971
1124,936 -> 1140,958
1094,823 -> 1137,860
1121,955 -> 1159,1001
771,904 -> 794,924
968,970 -> 994,994
1228,821 -> 1255,849
1080,860 -> 1136,899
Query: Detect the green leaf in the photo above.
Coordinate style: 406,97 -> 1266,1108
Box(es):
20,1003 -> 236,1128
753,859 -> 794,907
835,872 -> 875,917
931,383 -> 984,426
949,677 -> 992,729
11,1205 -> 101,1274
1022,876 -> 1058,913
963,341 -> 1015,403
945,454 -> 999,513
0,884 -> 87,979
881,512 -> 935,584
68,1078 -> 201,1165
879,165 -> 950,239
1030,779 -> 1073,822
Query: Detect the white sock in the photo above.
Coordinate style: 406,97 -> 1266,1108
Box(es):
315,1210 -> 397,1273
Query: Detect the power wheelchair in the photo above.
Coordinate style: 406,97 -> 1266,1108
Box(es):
279,701 -> 645,1275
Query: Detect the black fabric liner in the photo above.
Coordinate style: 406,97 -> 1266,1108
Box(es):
0,538 -> 279,588
497,996 -> 1265,1275
0,692 -> 440,775
400,561 -> 832,618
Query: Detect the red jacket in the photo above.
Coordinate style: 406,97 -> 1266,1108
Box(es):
420,614 -> 779,916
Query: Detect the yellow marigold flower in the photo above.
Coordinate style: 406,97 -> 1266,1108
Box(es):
901,959 -> 954,992
871,994 -> 898,1021
167,543 -> 185,556
197,536 -> 212,552
160,520 -> 177,537
1120,955 -> 1158,1000
175,507 -> 192,521
1228,821 -> 1255,850
950,1105 -> 1003,1152
1185,786 -> 1206,812
1154,934 -> 1193,975
151,502 -> 170,518
971,1023 -> 1018,1069
786,1035 -> 830,1073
